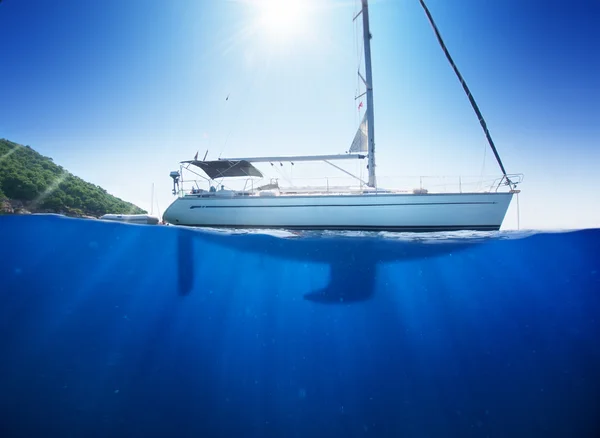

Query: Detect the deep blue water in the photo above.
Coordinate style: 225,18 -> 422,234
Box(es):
0,215 -> 599,438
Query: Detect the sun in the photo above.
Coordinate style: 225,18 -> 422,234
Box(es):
253,0 -> 312,40
223,0 -> 322,54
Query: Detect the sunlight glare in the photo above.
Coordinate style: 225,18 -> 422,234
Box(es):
254,0 -> 311,40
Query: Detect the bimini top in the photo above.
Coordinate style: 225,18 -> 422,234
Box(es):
181,160 -> 263,179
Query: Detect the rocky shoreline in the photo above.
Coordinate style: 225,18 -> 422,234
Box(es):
0,198 -> 96,219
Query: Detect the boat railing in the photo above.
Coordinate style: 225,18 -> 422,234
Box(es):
175,174 -> 521,196
269,175 -> 511,194
490,174 -> 524,192
373,174 -> 521,194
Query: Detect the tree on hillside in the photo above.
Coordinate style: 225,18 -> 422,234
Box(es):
0,139 -> 146,216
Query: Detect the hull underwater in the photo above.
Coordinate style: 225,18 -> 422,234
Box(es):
162,192 -> 514,232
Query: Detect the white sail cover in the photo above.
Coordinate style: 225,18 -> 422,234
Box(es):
349,112 -> 368,153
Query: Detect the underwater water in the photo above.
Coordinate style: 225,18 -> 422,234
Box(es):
0,215 -> 599,438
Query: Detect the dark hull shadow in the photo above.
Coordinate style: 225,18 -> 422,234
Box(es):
175,226 -> 486,303
177,229 -> 194,296
304,257 -> 375,303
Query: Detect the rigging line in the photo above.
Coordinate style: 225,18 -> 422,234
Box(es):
217,92 -> 233,159
273,163 -> 294,187
353,0 -> 361,124
418,0 -> 511,183
220,128 -> 233,159
516,191 -> 520,230
353,1 -> 364,110
478,137 -> 488,188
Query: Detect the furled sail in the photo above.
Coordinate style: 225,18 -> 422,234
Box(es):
349,112 -> 368,153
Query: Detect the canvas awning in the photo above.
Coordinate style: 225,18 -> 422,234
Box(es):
181,160 -> 263,179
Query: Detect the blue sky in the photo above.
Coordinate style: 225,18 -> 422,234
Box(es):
1,0 -> 598,230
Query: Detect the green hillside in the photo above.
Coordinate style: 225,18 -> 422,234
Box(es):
0,139 -> 146,217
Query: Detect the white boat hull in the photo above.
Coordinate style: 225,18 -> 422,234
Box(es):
162,192 -> 514,232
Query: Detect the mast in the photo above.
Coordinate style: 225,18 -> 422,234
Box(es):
150,183 -> 154,215
360,0 -> 376,188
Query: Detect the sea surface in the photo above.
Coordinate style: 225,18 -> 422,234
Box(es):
0,214 -> 599,437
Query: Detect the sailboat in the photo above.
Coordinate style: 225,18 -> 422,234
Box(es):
162,0 -> 522,232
